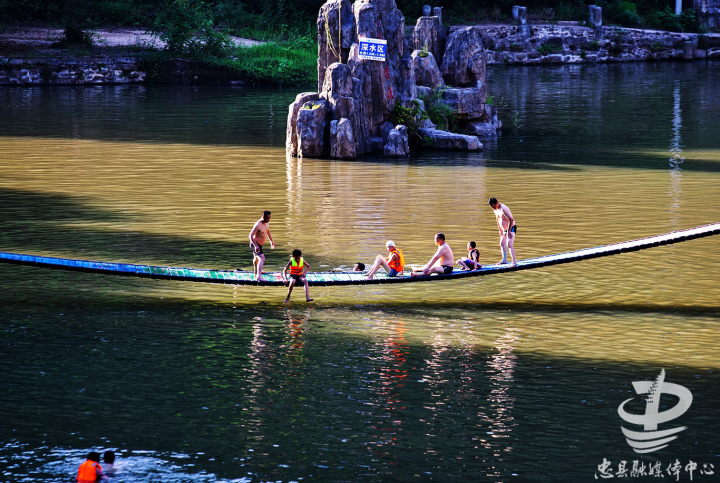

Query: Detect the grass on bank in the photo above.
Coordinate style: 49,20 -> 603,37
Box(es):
226,38 -> 316,86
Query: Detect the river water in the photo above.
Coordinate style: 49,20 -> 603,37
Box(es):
1,62 -> 719,482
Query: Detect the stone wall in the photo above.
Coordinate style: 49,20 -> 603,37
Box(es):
0,56 -> 251,85
0,57 -> 146,85
456,25 -> 720,65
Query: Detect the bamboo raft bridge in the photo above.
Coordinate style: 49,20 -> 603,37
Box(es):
1,223 -> 718,287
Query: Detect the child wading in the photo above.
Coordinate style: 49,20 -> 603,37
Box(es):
282,249 -> 314,303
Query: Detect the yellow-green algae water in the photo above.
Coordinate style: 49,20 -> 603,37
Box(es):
0,62 -> 719,482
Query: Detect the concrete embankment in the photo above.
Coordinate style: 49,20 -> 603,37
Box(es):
465,24 -> 720,65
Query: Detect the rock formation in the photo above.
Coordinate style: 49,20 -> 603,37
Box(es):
286,0 -> 502,159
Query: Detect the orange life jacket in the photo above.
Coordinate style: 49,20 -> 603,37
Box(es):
290,257 -> 305,276
77,460 -> 100,482
387,248 -> 404,272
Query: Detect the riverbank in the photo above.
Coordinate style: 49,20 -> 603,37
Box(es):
2,24 -> 719,86
0,26 -> 315,86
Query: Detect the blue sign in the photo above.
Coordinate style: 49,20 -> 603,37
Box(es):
358,37 -> 387,61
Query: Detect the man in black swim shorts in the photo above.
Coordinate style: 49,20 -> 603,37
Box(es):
411,233 -> 455,277
248,210 -> 274,281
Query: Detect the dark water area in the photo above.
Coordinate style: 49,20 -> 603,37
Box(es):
1,61 -> 719,482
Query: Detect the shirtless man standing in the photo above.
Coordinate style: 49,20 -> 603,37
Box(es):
489,197 -> 517,265
411,233 -> 455,277
248,210 -> 275,280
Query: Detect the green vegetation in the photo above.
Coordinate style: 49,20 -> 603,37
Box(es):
538,43 -> 562,55
390,100 -> 428,142
419,86 -> 463,133
509,42 -> 523,52
588,39 -> 600,50
649,40 -> 665,52
228,39 -> 316,85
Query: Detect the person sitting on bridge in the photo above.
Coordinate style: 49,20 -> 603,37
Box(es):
411,233 -> 455,277
457,241 -> 481,270
282,249 -> 313,303
365,241 -> 405,280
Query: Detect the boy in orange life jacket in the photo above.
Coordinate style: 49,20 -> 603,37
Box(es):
282,249 -> 313,303
457,241 -> 481,270
77,452 -> 107,482
365,240 -> 404,280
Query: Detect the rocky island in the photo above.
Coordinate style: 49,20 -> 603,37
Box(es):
285,0 -> 502,159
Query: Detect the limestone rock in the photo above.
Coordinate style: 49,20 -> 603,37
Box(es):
442,86 -> 487,120
384,124 -> 409,156
411,50 -> 444,88
440,27 -> 486,87
419,128 -> 483,150
297,99 -> 329,157
317,0 -> 355,92
465,121 -> 498,136
394,55 -> 417,106
379,121 -> 395,143
330,118 -> 357,159
370,136 -> 384,152
321,62 -> 354,103
286,92 -> 321,156
413,16 -> 445,65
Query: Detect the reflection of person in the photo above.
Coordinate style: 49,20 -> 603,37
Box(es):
102,451 -> 115,474
282,249 -> 313,303
457,241 -> 481,270
353,263 -> 365,272
411,233 -> 454,277
366,241 -> 405,280
248,210 -> 275,280
488,197 -> 517,265
77,452 -> 107,482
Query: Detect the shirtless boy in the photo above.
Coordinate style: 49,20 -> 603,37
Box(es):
248,210 -> 275,280
488,197 -> 517,265
411,233 -> 455,277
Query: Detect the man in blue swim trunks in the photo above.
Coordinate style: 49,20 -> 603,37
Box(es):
411,233 -> 455,277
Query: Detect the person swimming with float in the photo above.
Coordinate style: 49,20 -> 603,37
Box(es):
365,240 -> 405,280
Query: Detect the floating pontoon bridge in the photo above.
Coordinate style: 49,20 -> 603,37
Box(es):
1,223 -> 718,287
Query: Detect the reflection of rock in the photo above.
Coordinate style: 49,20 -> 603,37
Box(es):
286,92 -> 321,156
419,128 -> 482,150
441,27 -> 486,87
384,124 -> 410,156
413,16 -> 446,65
411,50 -> 444,88
330,118 -> 357,158
297,100 -> 329,157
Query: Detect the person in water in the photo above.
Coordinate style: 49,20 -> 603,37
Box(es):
282,249 -> 313,303
411,233 -> 454,277
366,241 -> 405,280
488,197 -> 517,265
248,210 -> 275,281
457,241 -> 481,270
102,451 -> 115,474
353,262 -> 365,272
77,452 -> 107,482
